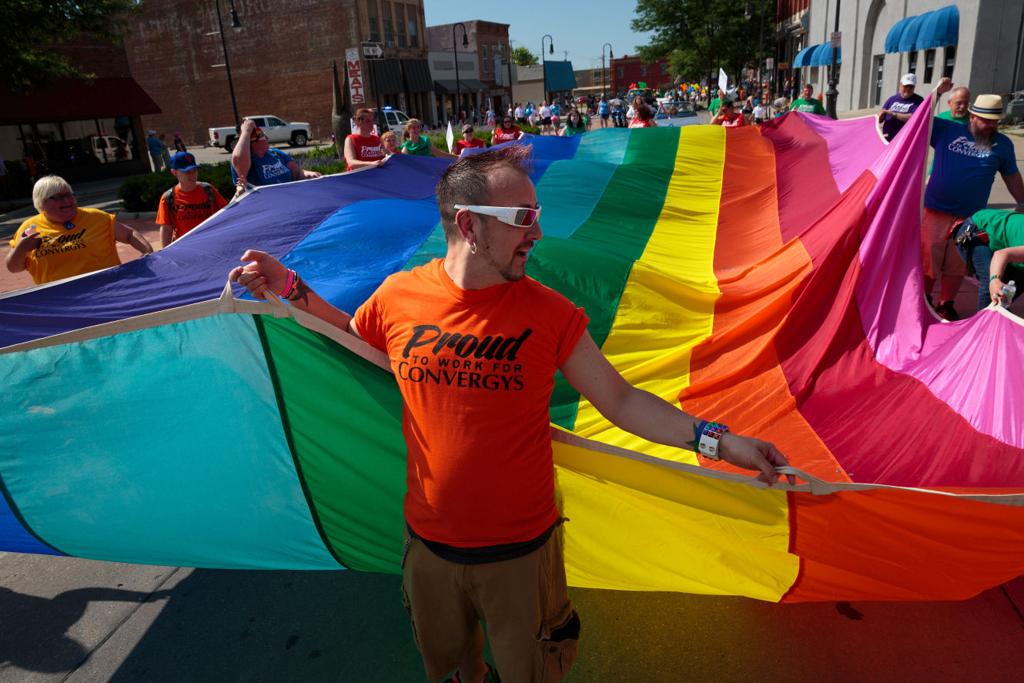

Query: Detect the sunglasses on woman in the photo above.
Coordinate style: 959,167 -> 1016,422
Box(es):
454,204 -> 541,228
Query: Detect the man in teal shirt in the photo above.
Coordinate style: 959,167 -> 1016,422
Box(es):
790,84 -> 827,115
954,208 -> 1024,309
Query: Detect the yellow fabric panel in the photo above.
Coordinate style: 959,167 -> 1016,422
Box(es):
553,437 -> 797,601
572,126 -> 726,464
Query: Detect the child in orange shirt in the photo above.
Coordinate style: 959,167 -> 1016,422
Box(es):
156,152 -> 228,248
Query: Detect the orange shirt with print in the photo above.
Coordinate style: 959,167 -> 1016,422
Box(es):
353,258 -> 589,547
156,183 -> 228,239
9,208 -> 120,284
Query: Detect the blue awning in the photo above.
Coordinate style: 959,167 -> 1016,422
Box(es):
543,61 -> 577,92
885,17 -> 914,53
885,5 -> 959,53
811,43 -> 841,67
793,45 -> 815,68
916,5 -> 959,49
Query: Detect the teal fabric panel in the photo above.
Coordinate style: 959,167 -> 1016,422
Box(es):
0,314 -> 339,570
535,129 -> 630,239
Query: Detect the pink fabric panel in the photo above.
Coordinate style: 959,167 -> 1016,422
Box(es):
855,94 -> 1024,448
799,114 -> 887,193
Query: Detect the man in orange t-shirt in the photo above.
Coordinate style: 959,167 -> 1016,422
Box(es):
231,147 -> 791,683
156,152 -> 228,247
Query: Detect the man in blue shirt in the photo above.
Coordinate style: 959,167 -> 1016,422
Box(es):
922,79 -> 1024,320
146,130 -> 166,172
230,119 -> 320,194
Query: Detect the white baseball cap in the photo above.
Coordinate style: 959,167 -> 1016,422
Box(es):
900,73 -> 917,86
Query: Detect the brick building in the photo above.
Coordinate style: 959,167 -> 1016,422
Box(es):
427,20 -> 512,118
122,0 -> 432,145
610,55 -> 671,94
776,0 -> 811,97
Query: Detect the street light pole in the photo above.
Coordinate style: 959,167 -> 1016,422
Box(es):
542,35 -> 554,103
601,43 -> 613,99
826,0 -> 841,119
453,22 -> 468,125
505,42 -> 515,112
214,0 -> 242,127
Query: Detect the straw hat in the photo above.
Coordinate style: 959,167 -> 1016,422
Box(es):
968,94 -> 1004,120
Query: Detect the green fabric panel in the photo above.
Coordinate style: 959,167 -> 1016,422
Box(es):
529,128 -> 681,429
258,316 -> 407,573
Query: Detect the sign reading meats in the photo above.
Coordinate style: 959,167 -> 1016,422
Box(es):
345,47 -> 365,105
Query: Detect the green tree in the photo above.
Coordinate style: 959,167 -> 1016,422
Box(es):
0,0 -> 137,91
510,46 -> 539,66
632,0 -> 775,85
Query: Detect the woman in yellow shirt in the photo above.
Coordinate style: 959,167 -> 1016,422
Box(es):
6,175 -> 153,285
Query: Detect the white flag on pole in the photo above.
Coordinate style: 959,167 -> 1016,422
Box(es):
718,68 -> 729,94
446,120 -> 455,154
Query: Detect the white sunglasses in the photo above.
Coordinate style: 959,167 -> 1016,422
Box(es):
454,204 -> 542,228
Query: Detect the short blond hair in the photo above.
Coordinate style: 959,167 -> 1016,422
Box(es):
381,131 -> 397,146
32,175 -> 73,212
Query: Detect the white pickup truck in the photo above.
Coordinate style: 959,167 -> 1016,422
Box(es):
207,115 -> 313,152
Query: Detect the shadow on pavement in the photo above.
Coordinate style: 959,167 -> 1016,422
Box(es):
106,569 -> 425,682
0,585 -> 170,674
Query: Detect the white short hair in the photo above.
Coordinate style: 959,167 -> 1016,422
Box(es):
32,175 -> 73,212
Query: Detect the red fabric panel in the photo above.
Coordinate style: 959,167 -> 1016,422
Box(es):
784,488 -> 1024,602
758,113 -> 841,243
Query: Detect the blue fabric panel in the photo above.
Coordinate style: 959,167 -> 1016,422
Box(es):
0,495 -> 60,555
0,314 -> 340,569
282,198 -> 440,312
915,6 -> 959,49
0,156 -> 447,348
898,15 -> 926,52
544,61 -> 578,91
886,18 -> 913,53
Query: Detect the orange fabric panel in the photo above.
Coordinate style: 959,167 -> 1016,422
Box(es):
679,127 -> 850,482
785,488 -> 1024,602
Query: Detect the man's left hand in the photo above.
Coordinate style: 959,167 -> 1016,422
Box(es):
718,433 -> 795,485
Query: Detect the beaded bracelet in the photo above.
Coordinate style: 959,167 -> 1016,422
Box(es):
279,269 -> 297,299
285,273 -> 305,301
687,420 -> 729,460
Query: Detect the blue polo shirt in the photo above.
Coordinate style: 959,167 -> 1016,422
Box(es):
231,148 -> 295,186
925,118 -> 1019,217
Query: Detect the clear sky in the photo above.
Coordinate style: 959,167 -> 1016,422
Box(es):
423,1 -> 653,70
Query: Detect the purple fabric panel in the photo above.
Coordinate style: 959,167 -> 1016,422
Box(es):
0,156 -> 449,347
798,114 -> 887,193
855,94 -> 1024,448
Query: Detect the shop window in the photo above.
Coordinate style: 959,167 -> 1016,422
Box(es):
396,3 -> 407,48
943,45 -> 956,78
873,55 -> 884,106
924,49 -> 935,83
367,0 -> 380,42
407,4 -> 419,47
907,51 -> 917,75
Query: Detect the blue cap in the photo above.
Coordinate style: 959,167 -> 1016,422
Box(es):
170,151 -> 198,171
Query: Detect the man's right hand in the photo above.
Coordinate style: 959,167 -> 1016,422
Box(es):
229,249 -> 289,299
936,77 -> 953,95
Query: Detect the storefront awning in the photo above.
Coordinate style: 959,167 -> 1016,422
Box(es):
543,61 -> 577,92
793,44 -> 841,68
793,45 -> 815,68
885,5 -> 959,54
401,59 -> 433,93
434,79 -> 488,93
366,59 -> 404,96
0,77 -> 160,125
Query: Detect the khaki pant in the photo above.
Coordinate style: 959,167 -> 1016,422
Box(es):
401,528 -> 579,683
921,207 -> 967,279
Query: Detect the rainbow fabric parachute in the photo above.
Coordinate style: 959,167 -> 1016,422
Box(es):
3,96 -> 1024,603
